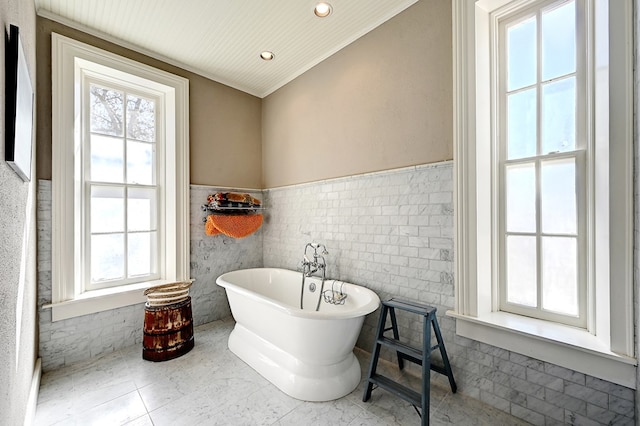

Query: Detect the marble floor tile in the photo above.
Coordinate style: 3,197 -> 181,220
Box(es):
206,385 -> 303,426
35,372 -> 75,405
33,394 -> 76,426
138,375 -> 198,413
276,397 -> 363,426
61,390 -> 147,426
346,409 -> 396,426
148,390 -> 222,426
35,318 -> 531,426
124,414 -> 154,426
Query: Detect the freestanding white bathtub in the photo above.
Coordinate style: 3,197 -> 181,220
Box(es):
216,267 -> 380,401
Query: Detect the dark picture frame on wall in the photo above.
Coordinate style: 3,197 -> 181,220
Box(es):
5,24 -> 34,182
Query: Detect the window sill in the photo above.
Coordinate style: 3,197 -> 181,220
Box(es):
446,310 -> 637,389
44,280 -> 173,321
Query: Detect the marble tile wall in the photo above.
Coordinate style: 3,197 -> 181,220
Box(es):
37,160 -> 635,424
261,161 -> 635,426
37,181 -> 262,371
262,162 -> 455,355
188,185 -> 263,324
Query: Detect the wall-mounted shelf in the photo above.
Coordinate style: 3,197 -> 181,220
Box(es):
201,204 -> 266,222
201,204 -> 266,212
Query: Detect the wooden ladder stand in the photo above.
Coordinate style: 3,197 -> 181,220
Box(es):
363,298 -> 457,425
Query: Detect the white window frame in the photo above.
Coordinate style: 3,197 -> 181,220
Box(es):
82,76 -> 163,292
50,34 -> 190,321
497,1 -> 588,328
449,0 -> 635,388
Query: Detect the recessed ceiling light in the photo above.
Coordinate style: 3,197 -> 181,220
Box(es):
260,51 -> 275,61
314,2 -> 332,17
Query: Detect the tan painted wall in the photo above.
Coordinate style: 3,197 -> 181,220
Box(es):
36,17 -> 263,188
262,0 -> 453,188
0,0 -> 39,423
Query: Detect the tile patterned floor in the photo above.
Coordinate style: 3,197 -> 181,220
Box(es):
35,318 -> 531,425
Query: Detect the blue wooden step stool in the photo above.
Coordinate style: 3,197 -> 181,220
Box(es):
363,298 -> 457,425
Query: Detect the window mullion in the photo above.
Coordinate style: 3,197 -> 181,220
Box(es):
82,77 -> 92,295
124,186 -> 129,280
534,8 -> 543,314
83,181 -> 91,294
123,93 -> 129,281
504,149 -> 583,165
535,159 -> 542,313
497,18 -> 507,314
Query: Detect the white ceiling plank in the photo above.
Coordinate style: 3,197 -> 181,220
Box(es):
35,0 -> 418,97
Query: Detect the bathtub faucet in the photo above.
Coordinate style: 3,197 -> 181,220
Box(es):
302,243 -> 328,278
301,243 -> 329,311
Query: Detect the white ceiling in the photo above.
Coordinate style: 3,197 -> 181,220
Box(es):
35,0 -> 418,98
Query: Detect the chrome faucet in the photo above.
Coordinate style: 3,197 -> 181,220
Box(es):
300,243 -> 329,311
302,243 -> 328,278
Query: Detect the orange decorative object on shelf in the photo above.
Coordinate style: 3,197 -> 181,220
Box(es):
205,214 -> 263,238
205,216 -> 222,236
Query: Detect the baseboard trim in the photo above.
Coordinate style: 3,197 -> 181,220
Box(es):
24,358 -> 42,426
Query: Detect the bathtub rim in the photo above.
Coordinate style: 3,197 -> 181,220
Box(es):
216,267 -> 380,320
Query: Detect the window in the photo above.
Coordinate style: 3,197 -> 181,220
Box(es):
451,0 -> 635,388
50,34 -> 190,321
498,0 -> 586,328
85,81 -> 161,291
